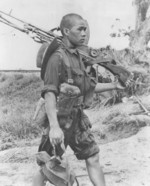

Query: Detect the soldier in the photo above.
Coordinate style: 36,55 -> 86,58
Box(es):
32,13 -> 124,186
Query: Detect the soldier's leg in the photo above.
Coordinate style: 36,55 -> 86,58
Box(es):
85,153 -> 106,186
32,170 -> 46,186
69,114 -> 106,186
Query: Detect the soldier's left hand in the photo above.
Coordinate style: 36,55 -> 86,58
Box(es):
113,78 -> 125,90
115,81 -> 125,90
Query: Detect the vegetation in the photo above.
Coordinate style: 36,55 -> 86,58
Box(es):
0,65 -> 150,151
0,72 -> 43,149
1,1 -> 150,149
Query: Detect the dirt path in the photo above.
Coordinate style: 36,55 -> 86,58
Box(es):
101,126 -> 150,186
0,126 -> 150,186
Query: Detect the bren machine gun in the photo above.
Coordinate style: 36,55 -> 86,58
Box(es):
0,10 -> 134,87
1,9 -> 149,186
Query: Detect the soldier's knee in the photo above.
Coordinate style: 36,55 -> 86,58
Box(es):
86,153 -> 100,166
32,170 -> 46,186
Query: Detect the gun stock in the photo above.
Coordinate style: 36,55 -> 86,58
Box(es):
1,9 -> 132,86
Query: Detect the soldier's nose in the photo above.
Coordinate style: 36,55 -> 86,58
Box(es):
81,30 -> 86,36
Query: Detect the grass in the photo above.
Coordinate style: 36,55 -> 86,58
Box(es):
0,72 -> 43,146
0,66 -> 150,150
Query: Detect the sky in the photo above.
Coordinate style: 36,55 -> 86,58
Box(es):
0,0 -> 135,70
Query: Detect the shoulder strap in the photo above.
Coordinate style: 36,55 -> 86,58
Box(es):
41,37 -> 60,80
36,42 -> 49,68
57,48 -> 73,84
41,40 -> 74,85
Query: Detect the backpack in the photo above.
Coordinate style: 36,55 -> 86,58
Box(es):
36,37 -> 73,82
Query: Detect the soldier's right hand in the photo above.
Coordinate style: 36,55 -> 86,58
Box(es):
49,125 -> 64,146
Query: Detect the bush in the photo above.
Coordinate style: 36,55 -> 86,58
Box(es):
0,72 -> 42,142
0,74 -> 7,82
0,114 -> 41,140
14,74 -> 24,80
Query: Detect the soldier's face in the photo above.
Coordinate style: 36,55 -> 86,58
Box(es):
67,19 -> 87,47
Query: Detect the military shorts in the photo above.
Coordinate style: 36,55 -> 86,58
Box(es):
38,110 -> 99,160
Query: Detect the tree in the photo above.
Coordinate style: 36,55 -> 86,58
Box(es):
110,0 -> 150,51
134,0 -> 150,30
129,0 -> 150,50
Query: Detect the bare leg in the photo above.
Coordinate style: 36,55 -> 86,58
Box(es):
85,153 -> 106,186
32,170 -> 46,186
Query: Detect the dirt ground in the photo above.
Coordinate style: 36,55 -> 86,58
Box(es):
0,125 -> 150,186
0,72 -> 150,186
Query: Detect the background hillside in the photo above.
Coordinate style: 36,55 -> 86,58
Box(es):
0,71 -> 43,150
0,70 -> 150,186
0,69 -> 150,149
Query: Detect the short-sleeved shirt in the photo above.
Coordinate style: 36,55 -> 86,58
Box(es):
39,43 -> 100,160
41,43 -> 97,108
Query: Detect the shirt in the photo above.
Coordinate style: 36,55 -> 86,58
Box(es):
41,43 -> 97,107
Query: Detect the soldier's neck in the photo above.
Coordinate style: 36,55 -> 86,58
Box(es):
62,38 -> 76,49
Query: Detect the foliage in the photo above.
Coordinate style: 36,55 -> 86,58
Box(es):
0,72 -> 43,143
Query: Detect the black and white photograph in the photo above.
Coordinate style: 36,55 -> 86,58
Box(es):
0,0 -> 150,186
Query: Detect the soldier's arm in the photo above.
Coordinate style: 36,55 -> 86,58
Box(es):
42,53 -> 64,146
44,92 -> 64,146
94,81 -> 124,93
44,92 -> 58,128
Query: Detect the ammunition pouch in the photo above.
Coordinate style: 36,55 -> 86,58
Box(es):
60,83 -> 80,97
57,95 -> 83,130
79,109 -> 92,131
57,94 -> 83,116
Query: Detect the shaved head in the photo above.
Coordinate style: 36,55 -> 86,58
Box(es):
60,13 -> 84,35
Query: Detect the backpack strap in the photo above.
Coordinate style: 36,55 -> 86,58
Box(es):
57,48 -> 74,85
41,37 -> 60,80
41,39 -> 73,85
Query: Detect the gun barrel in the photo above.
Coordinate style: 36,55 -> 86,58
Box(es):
0,15 -> 27,33
134,95 -> 150,115
0,10 -> 25,23
0,10 -> 55,38
0,9 -> 113,65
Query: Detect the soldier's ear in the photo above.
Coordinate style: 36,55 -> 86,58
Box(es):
63,28 -> 70,36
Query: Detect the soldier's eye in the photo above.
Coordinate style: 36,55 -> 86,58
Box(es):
78,27 -> 86,31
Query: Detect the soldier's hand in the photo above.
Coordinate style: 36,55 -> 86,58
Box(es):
113,77 -> 125,90
114,81 -> 125,90
49,125 -> 64,146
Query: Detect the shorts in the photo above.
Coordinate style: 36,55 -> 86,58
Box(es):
38,109 -> 99,160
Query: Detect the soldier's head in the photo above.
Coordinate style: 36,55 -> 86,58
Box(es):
60,13 -> 87,47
